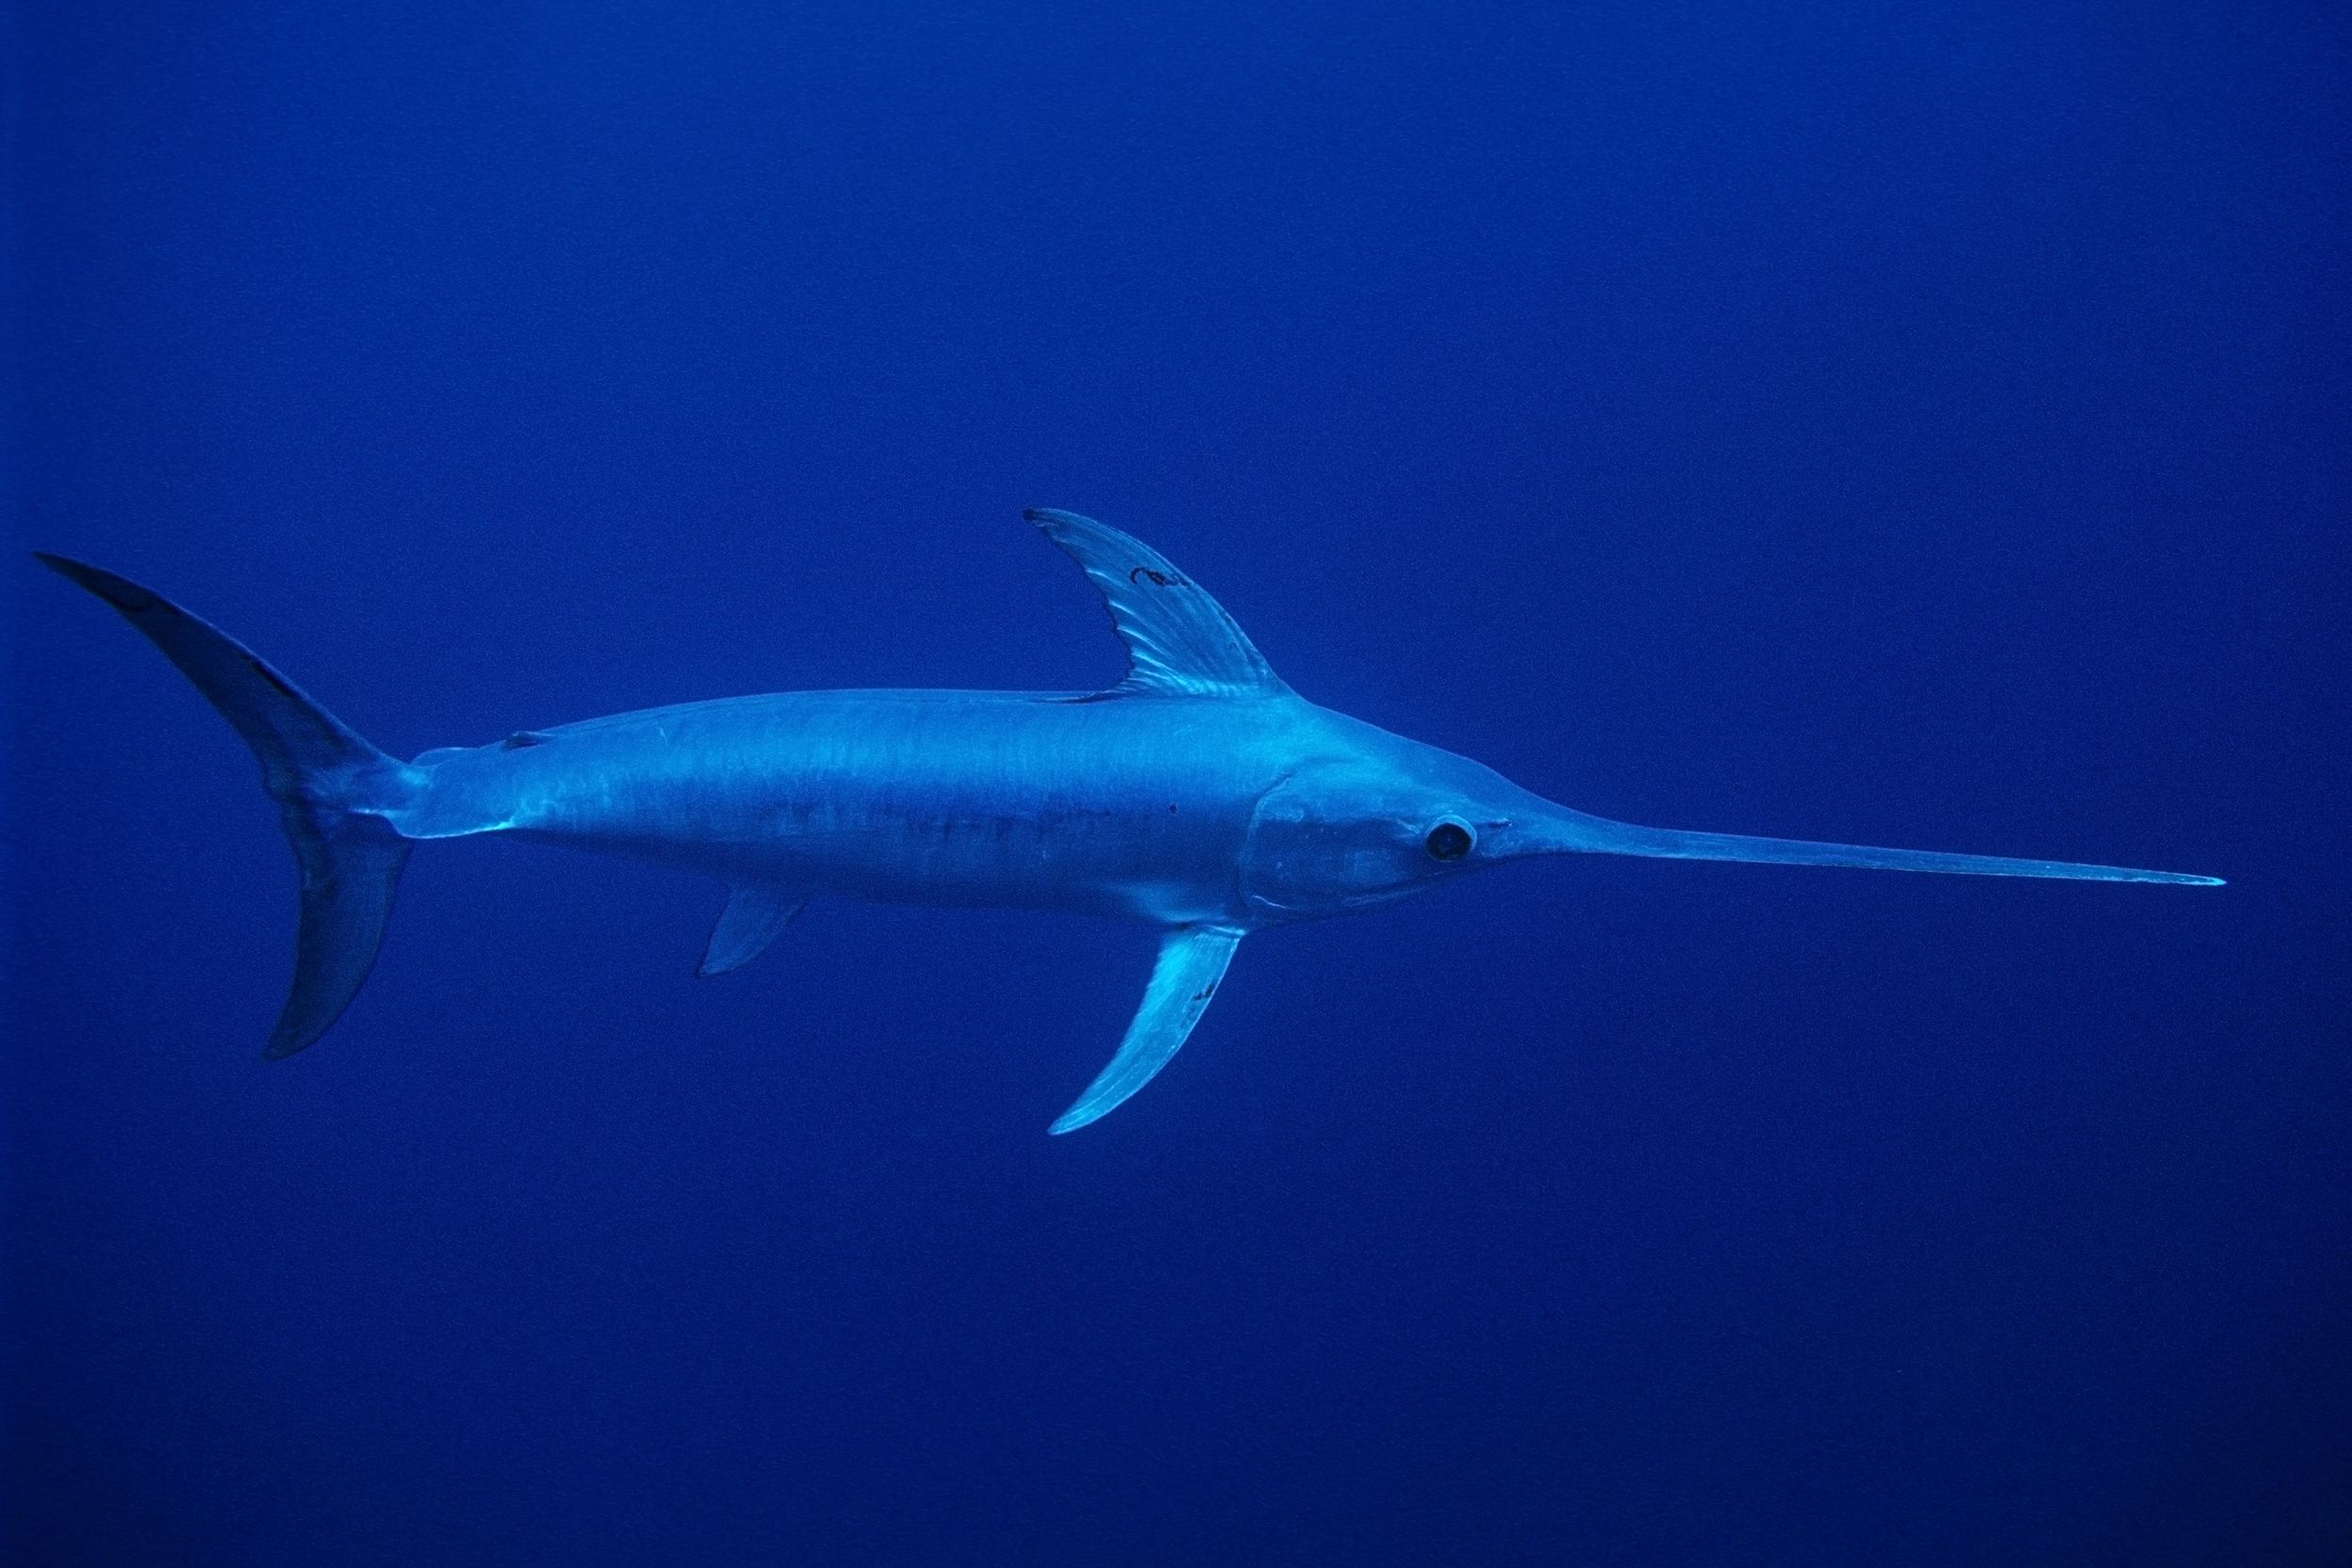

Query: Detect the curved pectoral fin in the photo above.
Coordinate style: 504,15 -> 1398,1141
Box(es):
698,887 -> 807,976
1050,925 -> 1244,1134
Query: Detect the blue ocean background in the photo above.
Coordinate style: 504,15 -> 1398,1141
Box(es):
8,3 -> 2347,1562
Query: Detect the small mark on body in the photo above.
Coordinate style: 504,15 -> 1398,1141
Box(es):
1191,983 -> 1217,1002
1127,566 -> 1189,588
501,731 -> 548,750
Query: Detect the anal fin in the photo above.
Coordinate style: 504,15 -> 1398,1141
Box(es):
1050,924 -> 1243,1134
699,887 -> 806,976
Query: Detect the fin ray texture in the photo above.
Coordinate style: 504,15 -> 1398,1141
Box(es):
1025,509 -> 1285,699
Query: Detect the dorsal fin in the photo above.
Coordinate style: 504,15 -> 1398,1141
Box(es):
1025,508 -> 1287,699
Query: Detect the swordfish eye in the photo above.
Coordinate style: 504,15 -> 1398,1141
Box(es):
1423,818 -> 1474,861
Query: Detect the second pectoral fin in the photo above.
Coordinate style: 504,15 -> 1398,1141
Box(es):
1049,924 -> 1243,1134
698,887 -> 807,976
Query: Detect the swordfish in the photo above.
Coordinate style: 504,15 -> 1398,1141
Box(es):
38,511 -> 2220,1132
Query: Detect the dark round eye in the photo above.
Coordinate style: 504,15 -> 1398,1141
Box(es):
1424,821 -> 1473,861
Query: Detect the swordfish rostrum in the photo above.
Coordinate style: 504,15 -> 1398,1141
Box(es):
38,511 -> 2221,1132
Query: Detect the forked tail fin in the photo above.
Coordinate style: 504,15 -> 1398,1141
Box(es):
37,554 -> 421,1056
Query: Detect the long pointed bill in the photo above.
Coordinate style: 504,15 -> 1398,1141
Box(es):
1503,804 -> 2224,887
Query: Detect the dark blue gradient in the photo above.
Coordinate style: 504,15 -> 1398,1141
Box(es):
9,3 -> 2347,1563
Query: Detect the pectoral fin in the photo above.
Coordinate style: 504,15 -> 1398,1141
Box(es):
698,887 -> 806,976
1050,924 -> 1243,1134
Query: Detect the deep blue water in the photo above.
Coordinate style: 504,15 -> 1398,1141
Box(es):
8,3 -> 2348,1563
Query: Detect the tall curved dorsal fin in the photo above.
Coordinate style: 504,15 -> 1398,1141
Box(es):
1025,508 -> 1287,699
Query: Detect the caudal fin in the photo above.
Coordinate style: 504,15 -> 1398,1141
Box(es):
38,554 -> 420,1056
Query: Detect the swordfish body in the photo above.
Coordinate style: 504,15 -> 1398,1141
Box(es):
401,688 -> 1296,927
37,510 -> 2222,1132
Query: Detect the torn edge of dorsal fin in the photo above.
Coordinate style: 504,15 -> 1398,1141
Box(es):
1024,509 -> 1289,700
